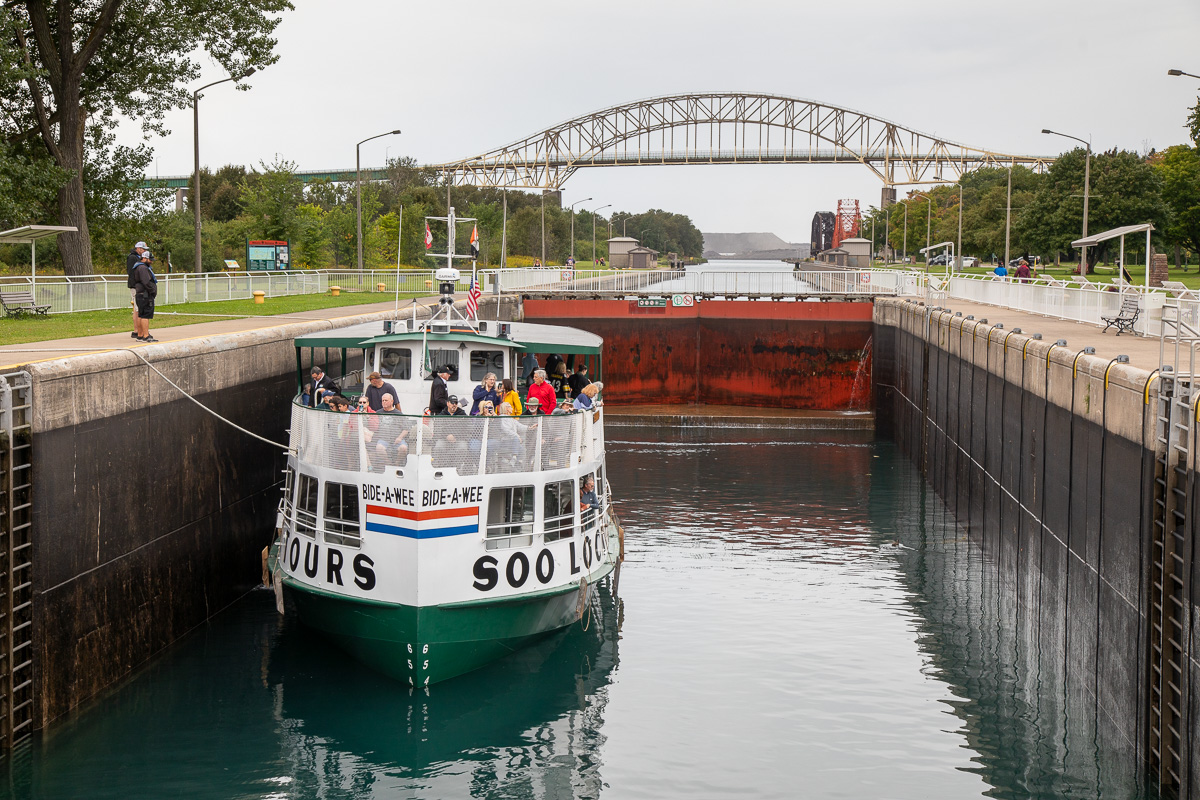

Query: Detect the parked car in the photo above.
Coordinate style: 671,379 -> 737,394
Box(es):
960,256 -> 980,268
927,253 -> 950,266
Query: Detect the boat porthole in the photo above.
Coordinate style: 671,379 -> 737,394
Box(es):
536,549 -> 554,583
507,552 -> 530,588
583,537 -> 593,568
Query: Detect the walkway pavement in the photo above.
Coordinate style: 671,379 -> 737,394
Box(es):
0,297 -> 441,371
922,297 -> 1168,371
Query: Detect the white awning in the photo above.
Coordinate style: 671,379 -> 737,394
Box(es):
1071,224 -> 1153,248
0,225 -> 77,244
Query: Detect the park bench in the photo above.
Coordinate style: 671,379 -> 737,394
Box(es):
1162,280 -> 1197,300
1101,293 -> 1140,336
0,289 -> 50,318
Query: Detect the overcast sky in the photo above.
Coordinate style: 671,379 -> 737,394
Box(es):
122,0 -> 1200,244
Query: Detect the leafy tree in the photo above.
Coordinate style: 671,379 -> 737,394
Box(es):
1015,148 -> 1167,271
1,0 -> 291,274
1155,145 -> 1200,261
1188,98 -> 1200,148
239,159 -> 304,242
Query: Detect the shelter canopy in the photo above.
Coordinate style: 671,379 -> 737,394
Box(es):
0,225 -> 77,244
1071,224 -> 1154,248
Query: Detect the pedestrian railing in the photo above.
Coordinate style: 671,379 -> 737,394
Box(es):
0,270 -> 483,315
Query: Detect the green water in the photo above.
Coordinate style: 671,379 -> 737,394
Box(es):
0,426 -> 1155,799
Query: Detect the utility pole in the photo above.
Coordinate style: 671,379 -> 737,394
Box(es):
1004,166 -> 1012,269
541,193 -> 546,266
956,183 -> 964,273
501,190 -> 507,269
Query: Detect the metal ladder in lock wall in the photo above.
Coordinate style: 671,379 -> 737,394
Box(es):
0,371 -> 34,747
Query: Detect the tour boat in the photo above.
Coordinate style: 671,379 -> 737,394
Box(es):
269,208 -> 621,686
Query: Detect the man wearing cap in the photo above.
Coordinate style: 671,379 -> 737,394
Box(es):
440,396 -> 467,416
429,364 -> 451,415
364,371 -> 398,412
525,369 -> 555,414
521,396 -> 541,416
131,249 -> 158,342
126,241 -> 148,338
307,366 -> 340,408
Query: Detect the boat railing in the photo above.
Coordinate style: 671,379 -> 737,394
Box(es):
289,401 -> 606,477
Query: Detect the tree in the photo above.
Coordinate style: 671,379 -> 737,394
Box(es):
239,158 -> 304,242
1016,148 -> 1168,270
1188,98 -> 1200,148
1156,145 -> 1200,261
1,0 -> 291,274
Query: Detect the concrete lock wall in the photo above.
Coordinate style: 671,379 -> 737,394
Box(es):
19,296 -> 517,729
872,296 -> 1200,796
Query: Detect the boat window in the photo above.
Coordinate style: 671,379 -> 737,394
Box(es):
470,350 -> 505,381
379,347 -> 411,380
486,486 -> 534,550
295,473 -> 319,538
324,481 -> 361,548
543,479 -> 576,542
282,466 -> 295,508
425,349 -> 459,381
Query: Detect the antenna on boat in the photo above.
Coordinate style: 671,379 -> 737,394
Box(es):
422,206 -> 480,327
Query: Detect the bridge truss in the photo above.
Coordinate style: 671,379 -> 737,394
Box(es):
430,93 -> 1055,190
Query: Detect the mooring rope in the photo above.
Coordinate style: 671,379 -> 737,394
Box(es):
0,346 -> 294,452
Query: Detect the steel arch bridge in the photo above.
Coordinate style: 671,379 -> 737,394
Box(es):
430,92 -> 1055,190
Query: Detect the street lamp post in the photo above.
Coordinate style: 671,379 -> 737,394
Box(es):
568,197 -> 592,261
357,129 -> 402,272
193,69 -> 255,273
1168,68 -> 1200,79
1042,128 -> 1091,274
902,202 -> 908,264
1005,165 -> 1013,270
956,183 -> 964,273
591,203 -> 611,265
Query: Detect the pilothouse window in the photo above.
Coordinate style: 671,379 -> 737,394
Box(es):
324,482 -> 361,547
486,486 -> 534,550
379,347 -> 411,380
425,350 -> 459,381
470,351 -> 505,381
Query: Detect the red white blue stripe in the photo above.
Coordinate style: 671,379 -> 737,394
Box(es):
365,505 -> 479,539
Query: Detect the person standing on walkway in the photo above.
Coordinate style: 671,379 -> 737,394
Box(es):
131,250 -> 158,342
126,240 -> 147,339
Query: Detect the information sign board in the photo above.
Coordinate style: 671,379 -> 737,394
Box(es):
637,298 -> 667,308
246,239 -> 290,270
671,293 -> 694,307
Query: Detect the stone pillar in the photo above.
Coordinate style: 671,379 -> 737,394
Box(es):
881,187 -> 896,208
1150,253 -> 1169,287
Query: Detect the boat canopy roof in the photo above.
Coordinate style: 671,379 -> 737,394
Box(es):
293,320 -> 602,355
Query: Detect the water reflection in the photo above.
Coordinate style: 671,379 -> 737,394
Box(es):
0,426 -> 1158,800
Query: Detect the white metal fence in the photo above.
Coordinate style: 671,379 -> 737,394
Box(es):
0,269 -> 483,315
481,267 -> 920,297
935,273 -> 1169,336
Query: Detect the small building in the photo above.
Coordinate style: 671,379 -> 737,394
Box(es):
626,246 -> 660,270
839,237 -> 871,269
607,237 -> 659,269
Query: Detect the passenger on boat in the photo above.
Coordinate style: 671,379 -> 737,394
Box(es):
364,372 -> 399,412
573,383 -> 600,411
307,367 -> 340,408
499,378 -> 523,415
553,399 -> 574,415
544,353 -> 564,381
429,365 -> 452,415
354,396 -> 375,413
567,364 -> 590,398
549,362 -> 570,398
440,395 -> 467,416
470,373 -> 500,416
492,403 -> 531,468
521,352 -> 539,384
521,397 -> 541,416
478,400 -> 497,417
525,369 -> 556,413
373,394 -> 411,467
580,475 -> 599,527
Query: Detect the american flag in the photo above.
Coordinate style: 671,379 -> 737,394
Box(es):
465,277 -> 481,319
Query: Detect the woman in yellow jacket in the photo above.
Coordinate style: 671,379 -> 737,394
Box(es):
499,378 -> 523,415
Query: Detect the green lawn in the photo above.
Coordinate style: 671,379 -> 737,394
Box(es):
0,291 -> 420,345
